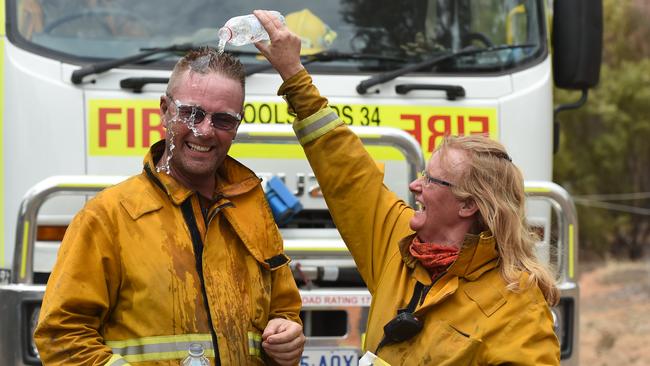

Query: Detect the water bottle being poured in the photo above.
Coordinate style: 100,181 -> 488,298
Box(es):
217,11 -> 286,53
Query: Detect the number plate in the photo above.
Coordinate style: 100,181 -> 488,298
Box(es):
300,348 -> 358,366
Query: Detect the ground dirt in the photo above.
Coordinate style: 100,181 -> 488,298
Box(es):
579,259 -> 650,366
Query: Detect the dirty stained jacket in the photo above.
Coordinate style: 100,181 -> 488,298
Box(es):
279,70 -> 560,365
34,141 -> 302,366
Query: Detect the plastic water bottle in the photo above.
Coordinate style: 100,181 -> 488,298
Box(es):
181,343 -> 210,366
218,11 -> 285,47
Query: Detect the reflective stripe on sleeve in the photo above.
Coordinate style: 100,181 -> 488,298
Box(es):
105,354 -> 131,366
105,334 -> 214,362
293,108 -> 343,145
248,331 -> 262,357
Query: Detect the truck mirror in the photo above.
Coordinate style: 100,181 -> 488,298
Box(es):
552,0 -> 603,90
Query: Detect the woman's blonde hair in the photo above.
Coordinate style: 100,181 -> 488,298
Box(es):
439,135 -> 559,305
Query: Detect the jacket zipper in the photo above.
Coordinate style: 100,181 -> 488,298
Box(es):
206,200 -> 234,228
180,197 -> 222,365
144,164 -> 223,360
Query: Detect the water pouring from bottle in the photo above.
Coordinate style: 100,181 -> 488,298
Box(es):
217,11 -> 285,54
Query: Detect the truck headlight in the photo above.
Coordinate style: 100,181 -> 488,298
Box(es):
552,297 -> 575,360
23,301 -> 41,364
1,286 -> 44,365
29,305 -> 40,358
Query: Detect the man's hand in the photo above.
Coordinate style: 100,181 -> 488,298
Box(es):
262,318 -> 306,366
253,9 -> 305,81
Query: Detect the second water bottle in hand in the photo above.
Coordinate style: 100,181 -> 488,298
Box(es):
218,11 -> 286,47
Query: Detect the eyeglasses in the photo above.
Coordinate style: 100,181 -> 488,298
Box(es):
420,170 -> 453,188
167,95 -> 241,131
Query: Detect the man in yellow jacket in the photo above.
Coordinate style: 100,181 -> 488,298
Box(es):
254,10 -> 560,365
34,49 -> 305,365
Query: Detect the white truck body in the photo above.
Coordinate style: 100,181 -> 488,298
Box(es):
1,0 -> 601,364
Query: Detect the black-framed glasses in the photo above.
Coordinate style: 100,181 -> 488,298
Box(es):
167,95 -> 241,131
420,170 -> 453,188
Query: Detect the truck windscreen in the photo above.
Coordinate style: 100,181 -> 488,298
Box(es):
10,0 -> 545,73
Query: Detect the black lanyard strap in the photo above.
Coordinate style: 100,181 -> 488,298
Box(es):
402,281 -> 425,314
375,281 -> 429,353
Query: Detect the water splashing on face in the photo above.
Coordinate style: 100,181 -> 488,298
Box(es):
157,111 -> 210,174
188,119 -> 205,137
157,125 -> 175,174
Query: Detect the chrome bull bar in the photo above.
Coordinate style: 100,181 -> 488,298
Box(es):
524,181 -> 580,362
12,176 -> 128,284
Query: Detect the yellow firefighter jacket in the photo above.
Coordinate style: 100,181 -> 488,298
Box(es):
279,69 -> 560,365
34,141 -> 302,366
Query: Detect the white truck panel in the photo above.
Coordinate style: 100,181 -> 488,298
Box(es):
3,42 -> 86,266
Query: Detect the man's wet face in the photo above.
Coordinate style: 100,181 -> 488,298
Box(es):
161,71 -> 243,188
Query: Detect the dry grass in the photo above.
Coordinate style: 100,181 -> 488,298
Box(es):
579,260 -> 650,366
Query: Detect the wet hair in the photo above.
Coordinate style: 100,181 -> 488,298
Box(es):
438,135 -> 559,306
166,47 -> 246,97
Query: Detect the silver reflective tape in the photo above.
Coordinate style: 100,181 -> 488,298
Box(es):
248,332 -> 261,356
295,111 -> 340,140
110,340 -> 213,358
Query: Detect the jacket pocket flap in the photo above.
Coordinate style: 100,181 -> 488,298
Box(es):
120,192 -> 163,220
463,281 -> 507,317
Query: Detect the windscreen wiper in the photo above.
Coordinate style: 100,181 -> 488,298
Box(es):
245,50 -> 406,76
71,43 -> 194,84
119,49 -> 406,92
356,44 -> 535,94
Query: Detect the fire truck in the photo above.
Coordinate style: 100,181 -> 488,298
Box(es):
0,0 -> 601,365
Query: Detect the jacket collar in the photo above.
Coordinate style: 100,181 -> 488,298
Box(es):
143,140 -> 262,205
447,231 -> 500,280
400,231 -> 499,283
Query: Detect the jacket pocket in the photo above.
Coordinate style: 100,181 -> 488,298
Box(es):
381,319 -> 482,366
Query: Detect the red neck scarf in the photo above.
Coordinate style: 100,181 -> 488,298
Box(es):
409,236 -> 460,280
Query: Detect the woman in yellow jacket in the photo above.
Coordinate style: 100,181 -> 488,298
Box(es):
255,10 -> 560,365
